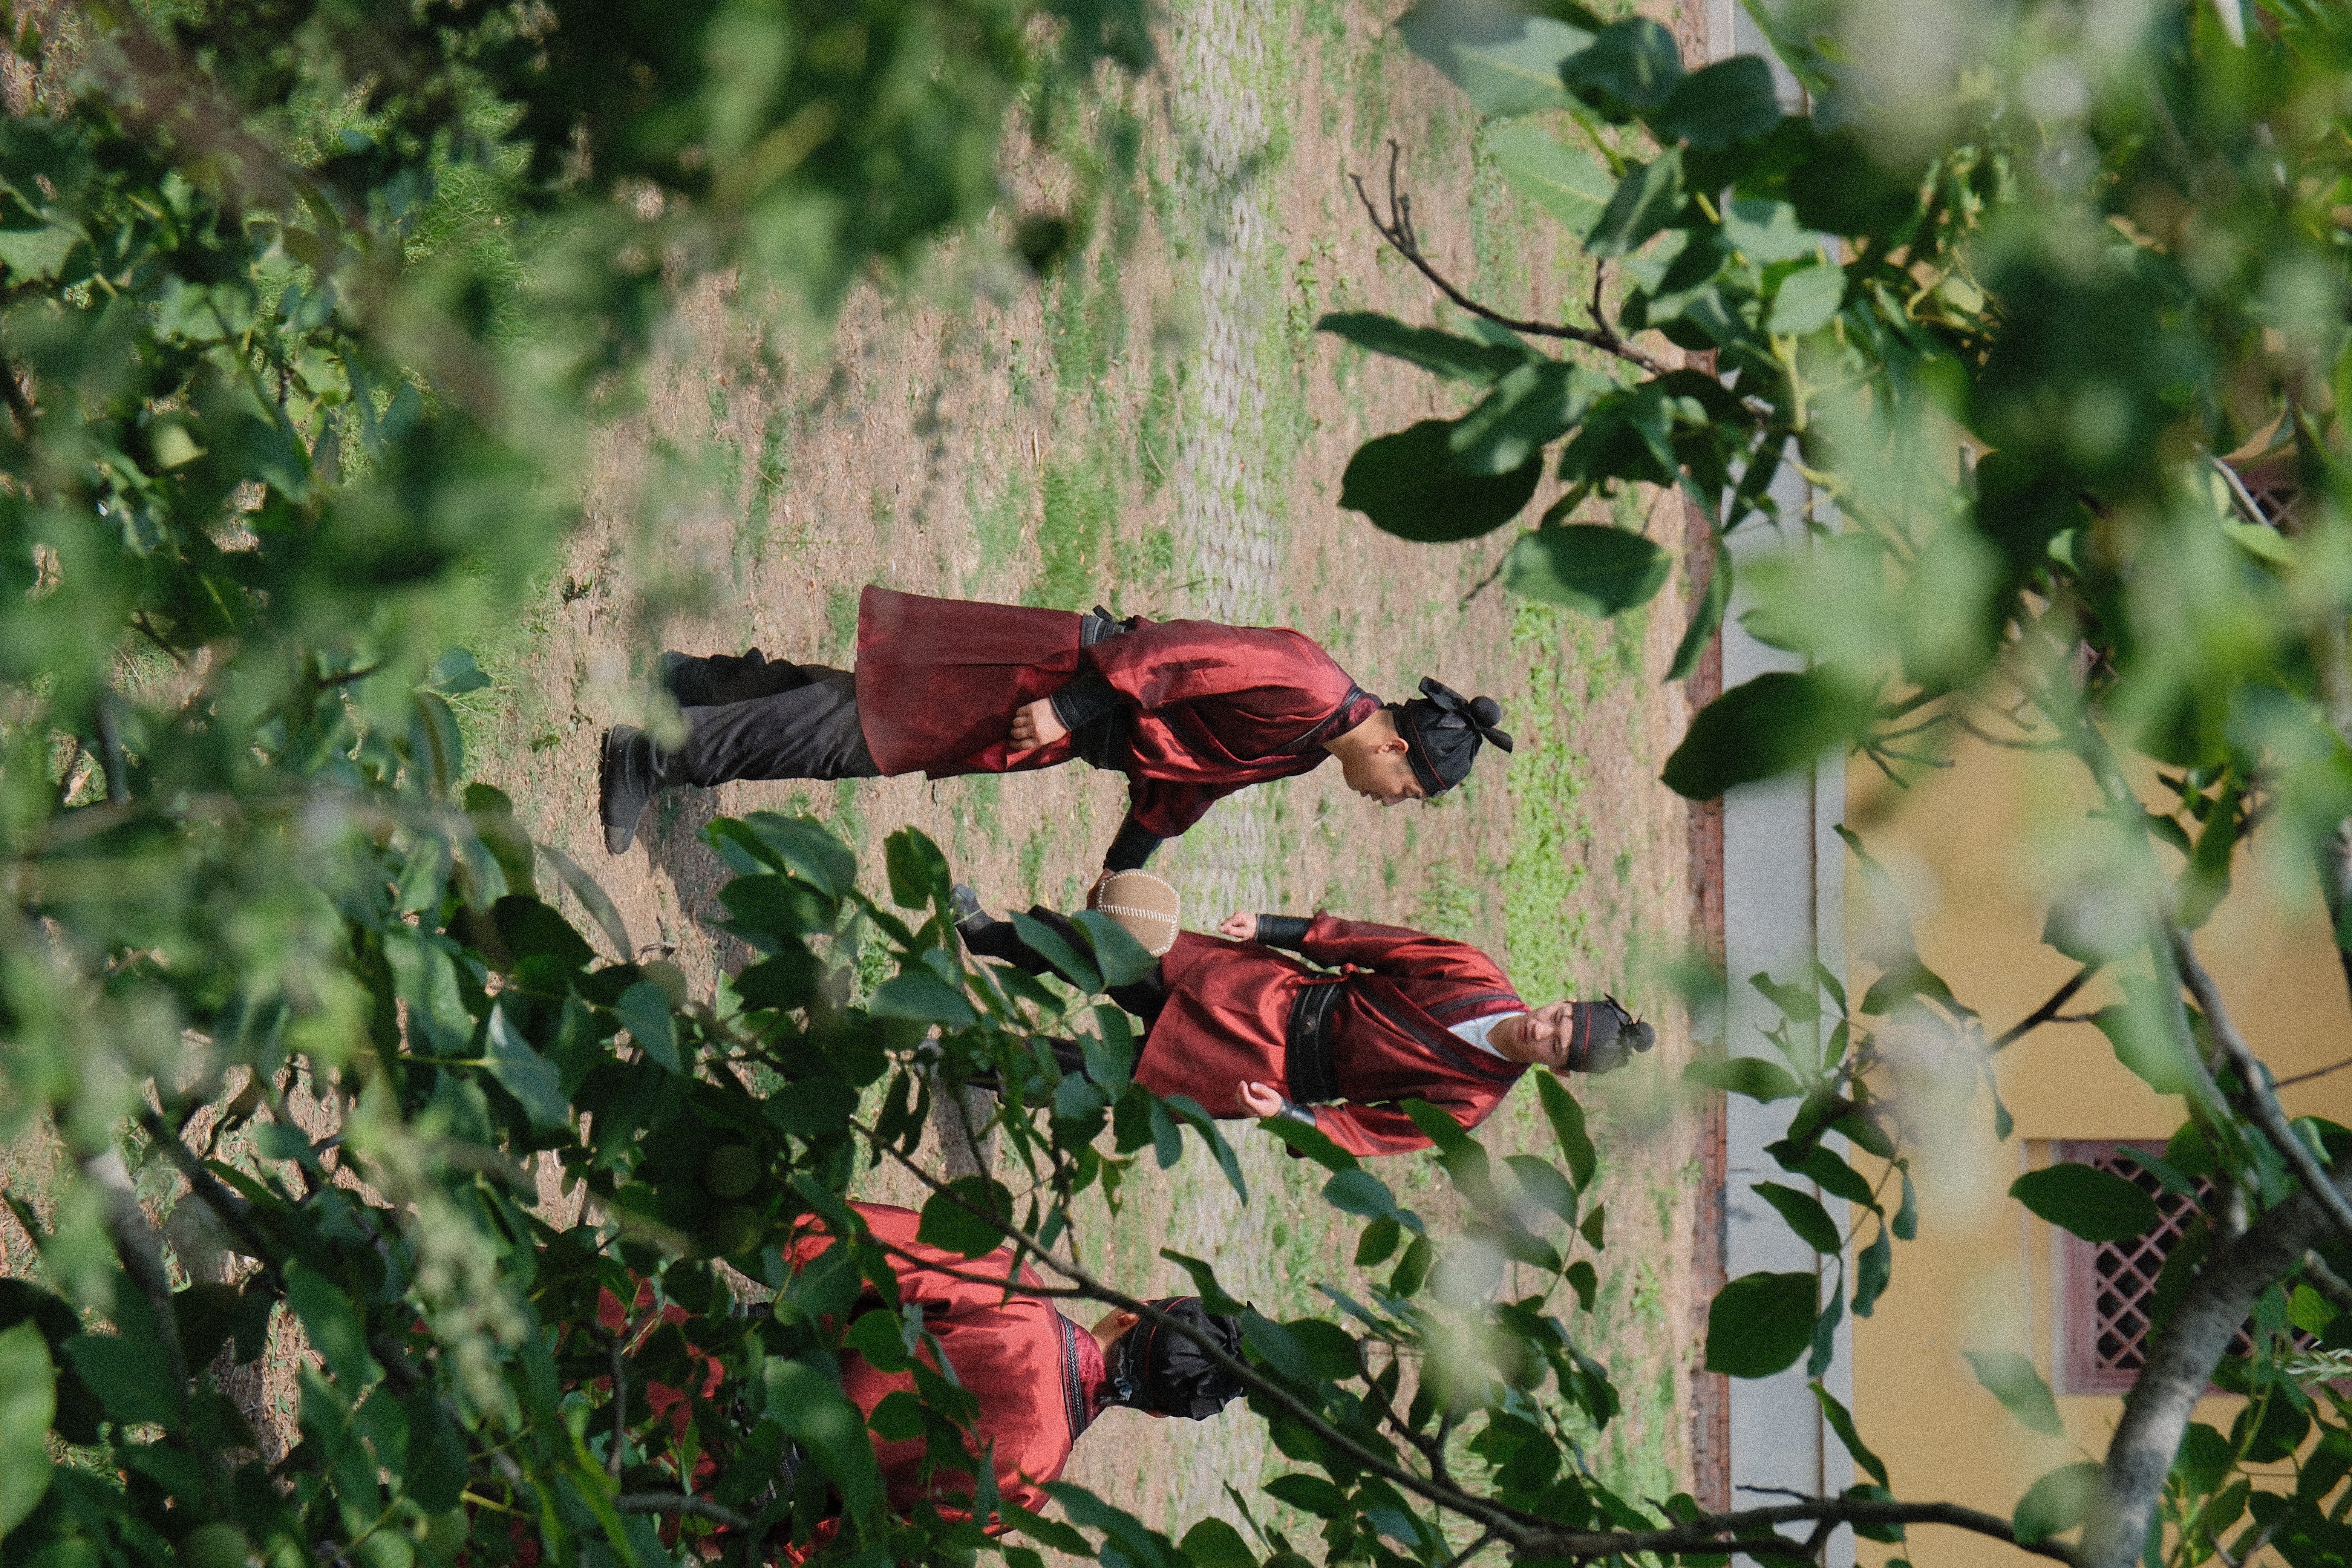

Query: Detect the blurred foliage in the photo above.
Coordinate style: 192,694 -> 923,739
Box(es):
1328,0 -> 2352,1564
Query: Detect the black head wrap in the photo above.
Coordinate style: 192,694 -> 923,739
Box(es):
1106,1297 -> 1246,1419
1393,678 -> 1514,796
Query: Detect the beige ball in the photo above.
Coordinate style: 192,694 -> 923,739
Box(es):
1090,870 -> 1181,957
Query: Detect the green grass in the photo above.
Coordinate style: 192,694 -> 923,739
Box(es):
1502,598 -> 1598,1005
1031,453 -> 1116,611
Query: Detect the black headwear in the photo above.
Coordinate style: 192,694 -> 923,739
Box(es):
1393,678 -> 1514,796
1106,1297 -> 1246,1419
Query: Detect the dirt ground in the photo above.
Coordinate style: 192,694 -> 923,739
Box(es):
462,0 -> 1721,1539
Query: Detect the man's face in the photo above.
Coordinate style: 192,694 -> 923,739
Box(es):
1338,744 -> 1427,807
1507,1001 -> 1579,1069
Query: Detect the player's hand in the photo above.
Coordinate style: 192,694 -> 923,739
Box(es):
1218,911 -> 1258,942
1008,698 -> 1069,753
1238,1081 -> 1284,1118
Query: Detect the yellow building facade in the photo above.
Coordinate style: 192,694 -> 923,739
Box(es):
1845,734 -> 2352,1563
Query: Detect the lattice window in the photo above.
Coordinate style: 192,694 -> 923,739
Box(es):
2052,1140 -> 2285,1395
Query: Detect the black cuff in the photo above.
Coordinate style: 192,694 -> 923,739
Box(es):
1254,914 -> 1311,950
1049,671 -> 1123,734
1103,819 -> 1164,873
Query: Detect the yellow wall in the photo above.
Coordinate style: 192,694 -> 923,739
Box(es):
1844,733 -> 2352,1564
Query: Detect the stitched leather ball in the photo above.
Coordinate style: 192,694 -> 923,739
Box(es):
1089,870 -> 1181,957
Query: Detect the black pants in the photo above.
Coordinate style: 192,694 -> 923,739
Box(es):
669,655 -> 880,787
964,905 -> 1170,1030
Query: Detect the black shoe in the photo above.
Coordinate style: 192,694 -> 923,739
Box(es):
949,884 -> 1022,964
600,726 -> 666,854
950,882 -> 985,930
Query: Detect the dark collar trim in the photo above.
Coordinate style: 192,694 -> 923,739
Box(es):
1056,1312 -> 1093,1440
1426,989 -> 1525,1021
1355,986 -> 1527,1086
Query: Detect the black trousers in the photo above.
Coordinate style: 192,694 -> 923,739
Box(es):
964,905 -> 1170,1029
668,654 -> 881,787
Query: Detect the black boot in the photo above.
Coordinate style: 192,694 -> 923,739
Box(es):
600,726 -> 686,854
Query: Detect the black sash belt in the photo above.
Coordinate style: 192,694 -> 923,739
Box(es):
1073,606 -> 1136,771
1286,980 -> 1348,1105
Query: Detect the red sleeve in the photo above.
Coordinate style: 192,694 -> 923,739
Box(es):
1291,914 -> 1514,990
1083,621 -> 1353,717
788,1202 -> 1037,1321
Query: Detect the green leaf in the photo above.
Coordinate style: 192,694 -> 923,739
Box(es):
882,828 -> 951,911
2013,1462 -> 2101,1544
1811,1382 -> 1887,1487
1559,18 -> 1684,120
1585,150 -> 1684,258
1502,525 -> 1673,616
1322,1169 -> 1425,1235
1158,1250 -> 1245,1315
1767,262 -> 1847,335
1668,547 -> 1731,681
1451,359 -> 1614,475
1009,910 -> 1102,994
1723,198 -> 1829,264
613,979 -> 682,1072
539,846 -> 632,958
1505,1154 -> 1578,1227
1071,909 -> 1158,989
1263,1473 -> 1350,1517
1752,1182 -> 1843,1254
1254,1116 -> 1360,1172
1315,312 -> 1531,386
1487,124 -> 1614,238
62,1330 -> 179,1429
0,223 -> 78,281
1661,668 -> 1877,800
743,813 -> 857,899
1851,1225 -> 1892,1318
1765,1139 -> 1877,1206
1963,1350 -> 2065,1438
1652,57 -> 1782,149
284,1261 -> 380,1391
1704,1272 -> 1816,1378
482,1009 -> 568,1131
1536,1071 -> 1597,1189
1339,421 -> 1544,541
870,969 -> 979,1028
423,648 -> 491,696
1355,1217 -> 1403,1266
764,1360 -> 880,1516
1396,0 -> 1592,117
2009,1163 -> 2160,1243
1684,1056 -> 1802,1102
0,1320 -> 55,1535
1180,1517 -> 1257,1568
916,1178 -> 1011,1258
1241,1310 -> 1315,1386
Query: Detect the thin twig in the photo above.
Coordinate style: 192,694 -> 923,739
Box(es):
136,1111 -> 276,1265
1514,1496 -> 2080,1565
95,693 -> 129,804
0,349 -> 34,440
1437,1528 -> 1496,1568
612,1494 -> 752,1530
2272,1054 -> 2352,1090
1988,964 -> 2102,1053
608,1333 -> 628,1481
2170,925 -> 2352,1247
1347,142 -> 1671,381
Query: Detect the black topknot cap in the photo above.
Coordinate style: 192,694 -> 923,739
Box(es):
1112,1297 -> 1247,1419
1394,679 -> 1513,796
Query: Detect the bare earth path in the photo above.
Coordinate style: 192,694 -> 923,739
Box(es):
469,0 -> 1716,1538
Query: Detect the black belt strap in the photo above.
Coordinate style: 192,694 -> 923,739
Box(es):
1285,980 -> 1347,1105
1072,606 -> 1136,770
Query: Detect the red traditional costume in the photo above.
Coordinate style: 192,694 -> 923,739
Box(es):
855,586 -> 1380,858
784,1200 -> 1104,1538
1137,915 -> 1531,1157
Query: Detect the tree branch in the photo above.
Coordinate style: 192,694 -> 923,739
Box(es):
613,1493 -> 752,1530
2168,925 -> 2352,1246
1988,963 -> 2102,1053
1515,1496 -> 2080,1564
136,1110 -> 277,1265
1348,142 -> 1672,380
2080,1171 -> 2341,1568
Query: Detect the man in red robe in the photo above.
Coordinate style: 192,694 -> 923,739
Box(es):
775,1201 -> 1243,1551
957,903 -> 1654,1157
598,586 -> 1513,863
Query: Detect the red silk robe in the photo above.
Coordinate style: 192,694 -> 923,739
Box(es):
854,586 -> 1380,843
784,1201 -> 1104,1536
1139,914 -> 1529,1157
